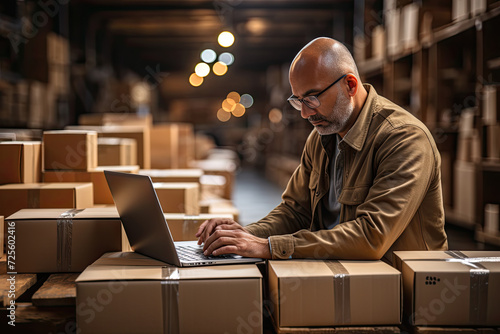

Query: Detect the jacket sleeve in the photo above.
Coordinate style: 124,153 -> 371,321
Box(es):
244,131 -> 317,254
264,125 -> 439,260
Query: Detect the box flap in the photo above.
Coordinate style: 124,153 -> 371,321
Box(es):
153,182 -> 199,189
7,207 -> 120,220
269,259 -> 399,277
140,169 -> 204,177
163,213 -> 234,221
95,165 -> 140,173
76,252 -> 262,282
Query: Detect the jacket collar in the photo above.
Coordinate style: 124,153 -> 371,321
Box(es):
341,83 -> 377,152
320,84 -> 377,153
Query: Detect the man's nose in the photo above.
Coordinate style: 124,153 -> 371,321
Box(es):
300,104 -> 316,119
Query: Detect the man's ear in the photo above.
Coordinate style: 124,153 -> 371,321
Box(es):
345,74 -> 358,97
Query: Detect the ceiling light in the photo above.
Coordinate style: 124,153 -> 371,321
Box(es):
189,73 -> 203,87
219,52 -> 234,66
194,62 -> 210,77
218,31 -> 235,47
213,62 -> 228,76
201,49 -> 217,63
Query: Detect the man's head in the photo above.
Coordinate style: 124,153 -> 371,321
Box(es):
288,37 -> 367,137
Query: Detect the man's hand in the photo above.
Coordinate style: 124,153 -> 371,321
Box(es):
195,218 -> 271,259
196,218 -> 244,245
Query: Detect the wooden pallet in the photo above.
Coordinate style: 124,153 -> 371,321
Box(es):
0,256 -> 77,333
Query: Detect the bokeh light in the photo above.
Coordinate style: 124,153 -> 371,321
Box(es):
217,108 -> 231,122
218,31 -> 235,47
227,91 -> 241,103
189,73 -> 203,87
222,98 -> 236,112
232,103 -> 246,117
219,52 -> 234,66
213,61 -> 228,76
240,94 -> 254,108
201,49 -> 217,63
269,108 -> 283,123
194,62 -> 210,77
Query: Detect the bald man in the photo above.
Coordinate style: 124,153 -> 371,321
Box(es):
197,37 -> 448,263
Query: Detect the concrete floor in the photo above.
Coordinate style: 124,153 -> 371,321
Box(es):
233,167 -> 500,251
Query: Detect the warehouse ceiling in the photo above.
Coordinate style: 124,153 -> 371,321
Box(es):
70,0 -> 354,77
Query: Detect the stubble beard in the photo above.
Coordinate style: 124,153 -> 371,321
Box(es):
309,89 -> 354,136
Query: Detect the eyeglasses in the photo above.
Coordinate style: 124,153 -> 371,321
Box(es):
287,74 -> 347,111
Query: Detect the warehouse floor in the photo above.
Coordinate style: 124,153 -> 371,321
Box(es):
233,168 -> 500,251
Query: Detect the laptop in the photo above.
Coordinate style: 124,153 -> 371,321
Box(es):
104,170 -> 262,267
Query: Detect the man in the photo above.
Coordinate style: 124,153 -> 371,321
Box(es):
196,37 -> 448,263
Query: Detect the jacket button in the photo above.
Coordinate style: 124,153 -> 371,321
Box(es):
315,191 -> 320,196
282,251 -> 286,255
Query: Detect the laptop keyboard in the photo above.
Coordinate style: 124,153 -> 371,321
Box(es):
176,245 -> 234,261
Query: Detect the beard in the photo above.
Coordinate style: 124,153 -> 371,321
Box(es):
309,89 -> 354,135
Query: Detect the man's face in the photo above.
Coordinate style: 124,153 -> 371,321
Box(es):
290,72 -> 354,136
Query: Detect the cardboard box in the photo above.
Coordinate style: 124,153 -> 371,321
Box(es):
487,124 -> 500,159
453,161 -> 476,223
43,130 -> 98,171
191,159 -> 237,199
372,25 -> 386,60
453,0 -> 469,21
150,123 -> 195,169
43,166 -> 139,204
154,182 -> 199,215
471,0 -> 487,16
268,260 -> 401,328
401,3 -> 419,51
0,141 -> 41,184
7,208 -> 123,273
97,137 -> 137,166
164,213 -> 233,241
484,85 -> 500,126
485,204 -> 499,234
139,169 -> 203,184
0,183 -> 94,218
76,252 -> 263,334
78,113 -> 152,127
394,250 -> 500,326
66,125 -> 150,169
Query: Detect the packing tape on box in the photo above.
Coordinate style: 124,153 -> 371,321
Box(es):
324,260 -> 351,324
57,209 -> 84,271
27,189 -> 40,208
161,266 -> 180,334
406,251 -> 500,324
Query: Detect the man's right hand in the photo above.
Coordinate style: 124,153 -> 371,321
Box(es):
195,218 -> 246,246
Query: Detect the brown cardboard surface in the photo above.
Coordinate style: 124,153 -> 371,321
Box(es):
43,165 -> 139,204
453,160 -> 476,223
78,113 -> 152,127
150,123 -> 195,169
97,137 -> 137,166
76,252 -> 262,334
7,208 -> 122,273
0,141 -> 41,184
394,251 -> 500,326
269,260 -> 401,328
164,213 -> 233,241
0,182 -> 94,218
43,130 -> 98,171
154,182 -> 199,215
139,168 -> 203,184
66,125 -> 151,169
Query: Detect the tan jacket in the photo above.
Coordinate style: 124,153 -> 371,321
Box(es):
246,85 -> 448,263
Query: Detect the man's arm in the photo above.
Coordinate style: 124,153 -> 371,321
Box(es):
269,125 -> 439,260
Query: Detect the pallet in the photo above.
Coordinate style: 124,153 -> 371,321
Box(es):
32,273 -> 78,307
